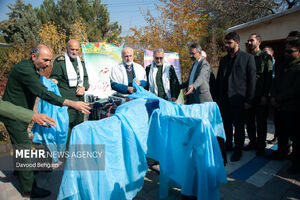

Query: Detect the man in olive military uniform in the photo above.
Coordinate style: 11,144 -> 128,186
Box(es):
1,44 -> 90,198
146,48 -> 180,101
0,99 -> 56,126
50,39 -> 89,142
270,40 -> 300,173
244,33 -> 273,156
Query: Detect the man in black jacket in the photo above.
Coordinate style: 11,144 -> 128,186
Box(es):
216,32 -> 256,162
270,40 -> 300,173
245,33 -> 273,156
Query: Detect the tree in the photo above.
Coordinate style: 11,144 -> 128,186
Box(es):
39,21 -> 67,57
0,0 -> 42,78
35,0 -> 122,43
204,0 -> 279,29
35,0 -> 58,25
0,36 -> 13,79
126,0 -> 297,78
69,18 -> 88,42
0,0 -> 41,46
125,0 -> 211,81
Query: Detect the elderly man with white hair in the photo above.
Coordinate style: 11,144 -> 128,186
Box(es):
110,47 -> 147,94
145,48 -> 180,101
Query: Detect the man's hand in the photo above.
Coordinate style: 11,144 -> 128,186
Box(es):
270,97 -> 280,108
185,85 -> 194,96
127,87 -> 136,94
76,86 -> 85,96
32,113 -> 56,127
51,79 -> 58,84
63,99 -> 91,114
244,103 -> 252,109
135,80 -> 141,86
260,96 -> 268,105
171,97 -> 177,102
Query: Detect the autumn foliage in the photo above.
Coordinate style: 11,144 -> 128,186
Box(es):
125,0 -> 211,82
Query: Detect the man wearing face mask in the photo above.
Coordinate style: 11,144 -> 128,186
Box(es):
146,48 -> 180,101
244,33 -> 273,156
216,32 -> 256,162
1,44 -> 90,198
50,39 -> 89,142
270,40 -> 300,173
110,47 -> 147,94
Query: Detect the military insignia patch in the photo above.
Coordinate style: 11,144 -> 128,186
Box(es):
57,56 -> 65,61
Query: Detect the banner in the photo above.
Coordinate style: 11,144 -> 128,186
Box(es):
81,42 -> 124,98
144,50 -> 182,83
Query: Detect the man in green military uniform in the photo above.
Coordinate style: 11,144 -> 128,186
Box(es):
270,40 -> 300,173
50,39 -> 89,142
146,48 -> 180,101
0,99 -> 56,126
244,33 -> 273,156
1,44 -> 90,198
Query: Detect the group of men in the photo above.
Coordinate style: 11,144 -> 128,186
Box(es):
1,29 -> 299,197
0,40 -> 90,198
109,31 -> 300,175
214,31 -> 299,173
110,45 -> 213,105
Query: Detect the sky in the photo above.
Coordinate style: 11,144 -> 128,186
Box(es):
0,0 -> 163,36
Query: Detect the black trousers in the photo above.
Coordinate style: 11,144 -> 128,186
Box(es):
219,101 -> 246,150
276,110 -> 300,163
273,109 -> 279,138
246,102 -> 268,150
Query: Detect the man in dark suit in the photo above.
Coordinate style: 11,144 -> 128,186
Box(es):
216,32 -> 256,162
184,43 -> 214,104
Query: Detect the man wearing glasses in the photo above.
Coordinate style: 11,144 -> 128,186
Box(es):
215,32 -> 256,162
183,43 -> 214,104
270,39 -> 300,173
146,48 -> 180,101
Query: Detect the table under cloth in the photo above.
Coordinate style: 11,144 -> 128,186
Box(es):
57,81 -> 227,200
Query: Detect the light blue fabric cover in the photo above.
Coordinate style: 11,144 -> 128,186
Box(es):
58,80 -> 226,200
31,76 -> 69,162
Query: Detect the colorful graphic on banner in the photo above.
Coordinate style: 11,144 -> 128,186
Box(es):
144,50 -> 182,83
81,42 -> 123,98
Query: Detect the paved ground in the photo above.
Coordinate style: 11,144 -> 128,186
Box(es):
0,122 -> 299,200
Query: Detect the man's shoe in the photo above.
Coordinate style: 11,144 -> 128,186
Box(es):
181,194 -> 197,200
267,136 -> 277,144
270,150 -> 287,160
230,150 -> 242,162
287,152 -> 295,160
244,143 -> 257,151
23,186 -> 51,198
287,163 -> 300,174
